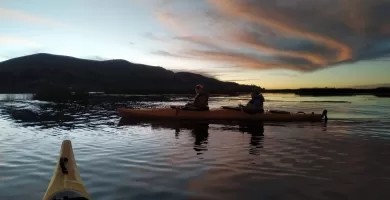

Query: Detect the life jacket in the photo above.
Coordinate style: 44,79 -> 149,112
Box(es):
194,90 -> 209,108
248,94 -> 264,110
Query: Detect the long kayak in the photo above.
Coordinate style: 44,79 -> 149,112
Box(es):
118,107 -> 328,122
43,140 -> 90,200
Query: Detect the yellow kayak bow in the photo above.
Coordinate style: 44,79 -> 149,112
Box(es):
42,140 -> 90,200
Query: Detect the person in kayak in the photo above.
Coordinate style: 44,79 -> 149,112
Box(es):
243,91 -> 265,113
183,84 -> 209,110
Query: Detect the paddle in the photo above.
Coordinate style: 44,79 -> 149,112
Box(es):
171,105 -> 210,111
221,106 -> 242,111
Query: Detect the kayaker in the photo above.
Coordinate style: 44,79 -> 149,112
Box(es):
243,91 -> 265,113
184,84 -> 209,110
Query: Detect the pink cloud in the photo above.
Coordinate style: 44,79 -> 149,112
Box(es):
149,0 -> 390,72
207,0 -> 352,63
0,8 -> 67,27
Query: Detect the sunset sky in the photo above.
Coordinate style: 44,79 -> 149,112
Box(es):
1,0 -> 389,89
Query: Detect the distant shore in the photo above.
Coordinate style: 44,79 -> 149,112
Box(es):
1,87 -> 390,97
263,87 -> 390,97
1,53 -> 389,99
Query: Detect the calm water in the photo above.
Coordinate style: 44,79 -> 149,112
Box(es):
1,94 -> 390,200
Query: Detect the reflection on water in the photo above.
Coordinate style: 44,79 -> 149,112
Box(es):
189,123 -> 209,154
0,101 -> 126,129
1,94 -> 390,200
120,119 -> 212,155
119,119 -> 267,156
239,123 -> 265,155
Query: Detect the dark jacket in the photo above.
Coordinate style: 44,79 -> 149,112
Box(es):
246,94 -> 264,110
193,90 -> 209,109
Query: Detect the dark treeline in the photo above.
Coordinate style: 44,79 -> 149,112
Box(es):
264,87 -> 390,97
1,53 -> 388,100
0,53 -> 260,100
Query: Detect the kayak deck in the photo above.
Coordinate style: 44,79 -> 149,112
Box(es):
118,108 -> 327,122
42,140 -> 90,200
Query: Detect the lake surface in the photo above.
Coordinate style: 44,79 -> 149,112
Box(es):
1,94 -> 390,200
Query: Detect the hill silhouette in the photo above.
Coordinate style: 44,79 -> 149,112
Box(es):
0,53 -> 260,94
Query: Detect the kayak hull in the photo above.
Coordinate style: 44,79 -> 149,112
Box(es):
42,140 -> 90,200
118,108 -> 326,122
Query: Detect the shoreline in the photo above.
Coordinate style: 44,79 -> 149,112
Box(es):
1,87 -> 389,99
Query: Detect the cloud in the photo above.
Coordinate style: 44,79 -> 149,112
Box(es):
143,32 -> 160,40
269,72 -> 299,78
155,11 -> 188,35
224,30 -> 328,65
0,8 -> 67,27
173,36 -> 222,50
184,49 -> 308,71
149,0 -> 390,72
151,50 -> 186,58
143,32 -> 171,41
83,56 -> 109,61
206,0 -> 352,63
382,24 -> 390,35
223,78 -> 260,82
174,67 -> 245,79
0,36 -> 39,46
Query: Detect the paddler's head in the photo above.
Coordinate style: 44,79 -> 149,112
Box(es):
251,91 -> 260,98
195,84 -> 203,94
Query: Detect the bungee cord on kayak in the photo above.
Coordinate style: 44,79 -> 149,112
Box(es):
42,140 -> 91,200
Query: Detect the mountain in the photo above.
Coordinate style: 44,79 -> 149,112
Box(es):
0,53 -> 260,94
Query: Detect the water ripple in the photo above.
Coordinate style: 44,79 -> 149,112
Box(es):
0,95 -> 390,199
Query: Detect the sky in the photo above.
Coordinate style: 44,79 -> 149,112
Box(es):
0,0 -> 389,89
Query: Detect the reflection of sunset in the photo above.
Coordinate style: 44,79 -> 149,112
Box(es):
0,93 -> 390,199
